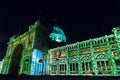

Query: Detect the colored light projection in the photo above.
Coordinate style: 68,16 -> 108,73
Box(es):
50,25 -> 66,43
30,49 -> 45,75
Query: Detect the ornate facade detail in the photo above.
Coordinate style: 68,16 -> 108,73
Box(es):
49,27 -> 120,76
2,21 -> 120,76
1,21 -> 49,75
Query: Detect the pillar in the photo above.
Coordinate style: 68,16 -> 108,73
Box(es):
105,35 -> 118,76
90,39 -> 98,75
77,42 -> 82,75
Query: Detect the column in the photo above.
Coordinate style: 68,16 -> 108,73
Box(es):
90,39 -> 98,75
105,35 -> 118,76
27,55 -> 31,75
7,56 -> 12,74
19,56 -> 25,74
57,60 -> 60,75
1,59 -> 6,74
66,45 -> 70,75
77,42 -> 82,75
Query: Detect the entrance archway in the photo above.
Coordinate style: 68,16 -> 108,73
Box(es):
8,44 -> 24,75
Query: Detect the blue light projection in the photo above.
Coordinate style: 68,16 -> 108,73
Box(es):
30,49 -> 44,75
50,25 -> 66,42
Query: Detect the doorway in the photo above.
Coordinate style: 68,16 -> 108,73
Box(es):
8,44 -> 24,75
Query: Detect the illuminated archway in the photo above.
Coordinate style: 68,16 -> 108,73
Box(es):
8,44 -> 24,75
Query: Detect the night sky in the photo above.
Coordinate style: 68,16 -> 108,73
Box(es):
0,1 -> 119,60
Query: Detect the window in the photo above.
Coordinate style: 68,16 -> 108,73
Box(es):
111,37 -> 115,41
108,37 -> 115,42
108,38 -> 111,42
70,63 -> 78,74
51,65 -> 57,74
97,61 -> 110,74
81,62 -> 92,75
86,43 -> 90,47
60,64 -> 66,74
115,60 -> 120,74
81,62 -> 92,72
102,39 -> 106,43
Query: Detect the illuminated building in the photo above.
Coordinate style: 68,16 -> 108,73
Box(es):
1,20 -> 120,76
1,21 -> 49,75
48,27 -> 120,76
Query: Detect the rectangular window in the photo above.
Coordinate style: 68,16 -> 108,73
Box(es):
60,64 -> 66,74
81,62 -> 92,75
51,65 -> 57,74
115,60 -> 120,74
97,61 -> 110,75
70,63 -> 78,74
82,63 -> 85,71
82,62 -> 92,72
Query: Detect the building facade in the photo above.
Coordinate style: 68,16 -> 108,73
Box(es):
48,27 -> 120,76
1,20 -> 120,76
1,21 -> 49,75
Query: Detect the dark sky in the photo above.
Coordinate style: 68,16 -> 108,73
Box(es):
0,1 -> 119,60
